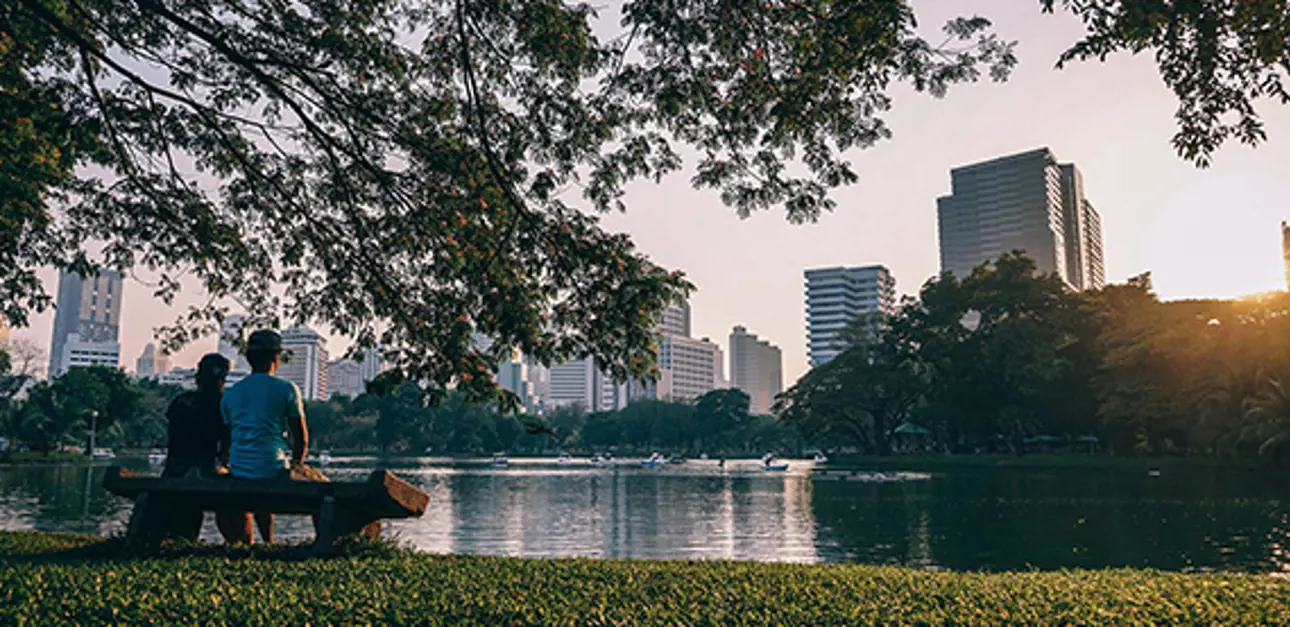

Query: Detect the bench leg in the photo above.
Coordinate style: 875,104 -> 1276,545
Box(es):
312,496 -> 339,554
125,492 -> 152,546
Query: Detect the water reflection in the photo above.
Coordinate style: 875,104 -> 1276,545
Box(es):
1,458 -> 1287,571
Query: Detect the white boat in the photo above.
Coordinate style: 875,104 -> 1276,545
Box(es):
699,452 -> 709,460
590,454 -> 611,465
318,450 -> 333,466
489,453 -> 509,466
812,452 -> 828,463
147,449 -> 167,466
92,448 -> 115,460
641,452 -> 665,468
556,454 -> 570,464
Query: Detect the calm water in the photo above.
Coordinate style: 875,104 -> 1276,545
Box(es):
1,457 -> 1287,572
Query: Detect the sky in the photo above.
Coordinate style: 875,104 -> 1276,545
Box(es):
11,0 -> 1290,386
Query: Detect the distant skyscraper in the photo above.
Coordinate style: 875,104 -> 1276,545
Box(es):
545,358 -> 627,412
217,314 -> 251,372
729,326 -> 782,415
660,300 -> 691,337
136,343 -> 158,378
937,147 -> 1104,290
48,268 -> 123,377
279,325 -> 328,400
359,347 -> 383,382
326,359 -> 364,399
1282,222 -> 1290,290
804,265 -> 896,368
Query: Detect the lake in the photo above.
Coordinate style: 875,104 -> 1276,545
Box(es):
1,456 -> 1287,572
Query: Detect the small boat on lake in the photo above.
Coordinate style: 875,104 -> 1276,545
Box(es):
489,453 -> 509,466
147,449 -> 167,466
92,448 -> 116,460
812,452 -> 828,463
318,450 -> 333,466
556,453 -> 571,464
590,453 -> 611,465
762,462 -> 790,472
641,452 -> 665,468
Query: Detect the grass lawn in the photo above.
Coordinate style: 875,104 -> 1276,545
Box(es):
1,531 -> 1287,625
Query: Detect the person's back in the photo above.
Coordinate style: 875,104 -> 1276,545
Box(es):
221,372 -> 301,479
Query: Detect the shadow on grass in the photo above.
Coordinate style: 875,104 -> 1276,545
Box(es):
0,530 -> 409,564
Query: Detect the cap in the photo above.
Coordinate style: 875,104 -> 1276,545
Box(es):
246,329 -> 282,354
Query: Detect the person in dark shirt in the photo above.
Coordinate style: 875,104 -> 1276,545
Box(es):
162,353 -> 255,542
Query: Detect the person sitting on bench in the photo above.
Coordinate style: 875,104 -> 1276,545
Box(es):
221,329 -> 327,543
162,353 -> 259,542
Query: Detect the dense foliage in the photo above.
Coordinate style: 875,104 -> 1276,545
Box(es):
6,0 -> 1285,409
777,252 -> 1290,460
0,363 -> 185,455
305,387 -> 799,455
2,531 -> 1289,625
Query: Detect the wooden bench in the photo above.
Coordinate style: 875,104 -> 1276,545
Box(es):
102,466 -> 429,552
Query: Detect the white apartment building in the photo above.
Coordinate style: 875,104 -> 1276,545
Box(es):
544,358 -> 628,412
58,333 -> 120,372
326,359 -> 364,399
804,265 -> 896,368
729,326 -> 782,415
279,324 -> 328,400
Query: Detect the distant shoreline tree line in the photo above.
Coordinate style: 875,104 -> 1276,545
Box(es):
776,252 -> 1290,462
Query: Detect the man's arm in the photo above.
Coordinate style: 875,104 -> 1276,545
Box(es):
285,384 -> 308,465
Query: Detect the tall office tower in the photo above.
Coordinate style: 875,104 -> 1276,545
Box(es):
136,343 -> 158,378
48,268 -> 123,377
937,147 -> 1104,290
804,265 -> 896,368
545,358 -> 628,412
729,326 -> 783,415
216,314 -> 251,372
1282,222 -> 1290,290
279,324 -> 329,400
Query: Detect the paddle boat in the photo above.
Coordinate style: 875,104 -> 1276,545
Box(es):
318,450 -> 333,466
489,453 -> 509,466
590,453 -> 611,465
556,453 -> 571,464
641,452 -> 666,468
761,452 -> 788,472
147,449 -> 167,466
812,452 -> 828,463
92,448 -> 116,460
699,452 -> 709,460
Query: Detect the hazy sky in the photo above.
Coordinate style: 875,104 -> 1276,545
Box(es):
12,0 -> 1290,385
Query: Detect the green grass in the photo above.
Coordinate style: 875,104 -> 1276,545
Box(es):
2,532 -> 1288,625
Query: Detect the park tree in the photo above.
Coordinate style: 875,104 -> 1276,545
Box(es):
775,313 -> 924,455
5,0 -> 1287,413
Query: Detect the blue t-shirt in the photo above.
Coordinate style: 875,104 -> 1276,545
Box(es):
220,373 -> 304,479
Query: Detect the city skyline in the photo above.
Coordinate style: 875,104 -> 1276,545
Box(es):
10,3 -> 1290,385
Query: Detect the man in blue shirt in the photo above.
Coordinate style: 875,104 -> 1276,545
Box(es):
221,328 -> 322,542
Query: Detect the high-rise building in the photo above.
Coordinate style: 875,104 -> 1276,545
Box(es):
544,358 -> 628,412
729,326 -> 782,415
216,314 -> 251,372
279,325 -> 328,400
359,347 -> 383,382
804,265 -> 896,368
326,359 -> 364,399
660,300 -> 691,337
1282,222 -> 1290,290
136,343 -> 158,378
48,268 -> 123,377
937,147 -> 1104,290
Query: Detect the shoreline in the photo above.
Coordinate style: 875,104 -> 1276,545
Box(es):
1,531 -> 1287,624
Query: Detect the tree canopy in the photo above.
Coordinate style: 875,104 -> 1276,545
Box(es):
4,0 -> 1286,405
